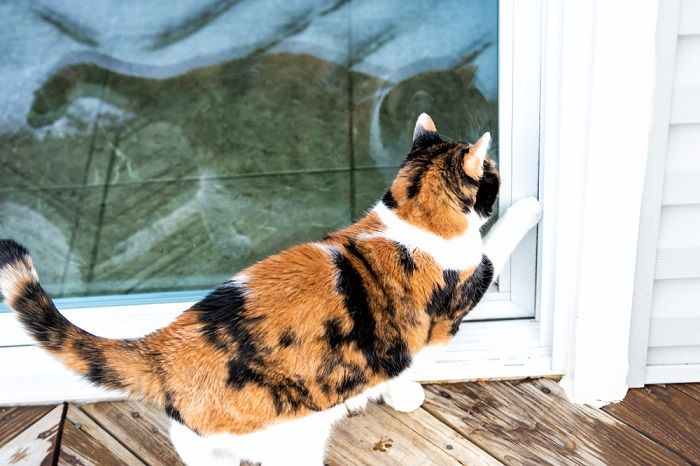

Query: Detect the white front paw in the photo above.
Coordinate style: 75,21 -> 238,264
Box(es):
383,381 -> 425,413
507,197 -> 543,229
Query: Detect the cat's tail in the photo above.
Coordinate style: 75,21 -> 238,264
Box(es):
0,239 -> 165,404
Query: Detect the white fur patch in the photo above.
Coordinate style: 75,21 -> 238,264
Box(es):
0,260 -> 38,300
170,405 -> 348,466
483,197 -> 543,277
373,202 -> 484,271
382,379 -> 425,412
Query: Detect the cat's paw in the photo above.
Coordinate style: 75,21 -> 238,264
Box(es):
506,197 -> 543,229
382,381 -> 425,413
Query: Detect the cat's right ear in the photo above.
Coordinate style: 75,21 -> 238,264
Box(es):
412,113 -> 441,147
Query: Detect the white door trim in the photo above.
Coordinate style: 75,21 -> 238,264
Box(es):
543,0 -> 660,406
626,0 -> 681,388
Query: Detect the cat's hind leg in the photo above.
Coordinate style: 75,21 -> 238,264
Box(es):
218,405 -> 347,466
483,197 -> 543,278
170,421 -> 241,466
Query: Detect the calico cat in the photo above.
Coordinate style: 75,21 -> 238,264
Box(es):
0,113 -> 542,466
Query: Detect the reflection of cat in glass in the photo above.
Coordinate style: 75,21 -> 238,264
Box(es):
0,114 -> 541,466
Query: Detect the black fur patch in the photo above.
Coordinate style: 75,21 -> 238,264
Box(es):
381,190 -> 398,209
411,129 -> 442,149
73,339 -> 124,389
279,329 -> 297,348
405,158 -> 432,199
323,318 -> 346,349
424,256 -> 494,341
196,282 -> 318,414
194,281 -> 268,388
0,239 -> 30,271
443,149 -> 480,213
427,270 -> 460,318
196,281 -> 247,348
14,282 -> 70,351
346,241 -> 398,318
163,392 -> 189,428
269,376 -> 318,415
333,253 -> 377,365
474,159 -> 500,218
457,256 -> 494,312
337,372 -> 367,395
332,252 -> 411,378
394,242 -> 417,274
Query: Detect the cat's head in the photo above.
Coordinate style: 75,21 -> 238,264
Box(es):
381,113 -> 500,239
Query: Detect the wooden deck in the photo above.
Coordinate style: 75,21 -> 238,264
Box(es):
1,379 -> 699,465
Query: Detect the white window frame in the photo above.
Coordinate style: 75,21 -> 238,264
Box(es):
466,0 -> 542,321
0,0 -> 658,405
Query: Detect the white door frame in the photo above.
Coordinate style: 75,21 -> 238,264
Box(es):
0,0 -> 659,406
543,0 -> 660,405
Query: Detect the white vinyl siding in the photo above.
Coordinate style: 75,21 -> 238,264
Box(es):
631,0 -> 700,385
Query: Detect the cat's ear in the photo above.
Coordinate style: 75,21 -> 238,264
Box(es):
412,113 -> 441,146
464,132 -> 491,173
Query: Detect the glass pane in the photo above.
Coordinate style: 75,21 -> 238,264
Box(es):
0,0 -> 498,304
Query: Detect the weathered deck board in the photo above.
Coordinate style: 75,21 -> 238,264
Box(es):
377,403 -> 503,466
674,383 -> 700,403
0,405 -> 54,448
0,404 -> 63,466
81,401 -> 185,466
59,404 -> 146,466
327,402 -> 476,466
603,384 -> 700,464
423,379 -> 690,466
4,380 -> 700,465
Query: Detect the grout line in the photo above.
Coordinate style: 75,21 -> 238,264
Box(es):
51,402 -> 68,466
347,1 -> 356,221
86,129 -> 121,284
59,71 -> 111,295
78,404 -> 152,466
0,165 -> 402,194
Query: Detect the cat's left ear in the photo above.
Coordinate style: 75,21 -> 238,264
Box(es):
412,113 -> 441,146
464,132 -> 491,174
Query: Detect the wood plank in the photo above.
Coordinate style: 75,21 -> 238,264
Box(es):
0,405 -> 63,466
674,383 -> 700,402
378,404 -> 503,466
0,405 -> 54,448
327,402 -> 470,466
423,379 -> 689,466
59,404 -> 146,466
603,385 -> 700,464
81,401 -> 184,466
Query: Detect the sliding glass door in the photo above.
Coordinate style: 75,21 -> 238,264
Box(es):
1,1 -> 537,320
